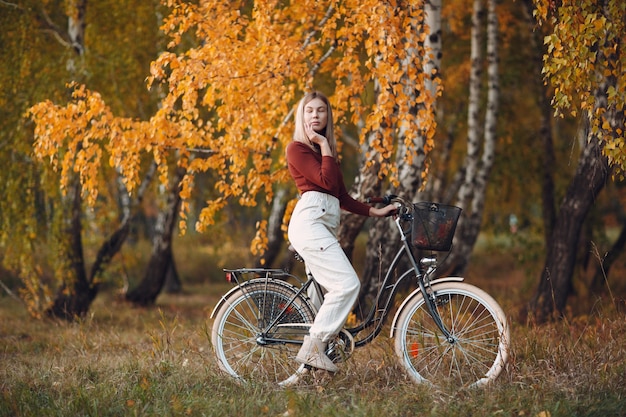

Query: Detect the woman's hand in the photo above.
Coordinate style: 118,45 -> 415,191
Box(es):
304,123 -> 326,145
305,123 -> 332,156
369,204 -> 398,218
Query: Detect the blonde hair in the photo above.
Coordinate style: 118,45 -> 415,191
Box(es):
293,91 -> 338,160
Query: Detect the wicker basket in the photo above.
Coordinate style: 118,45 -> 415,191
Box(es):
412,202 -> 462,251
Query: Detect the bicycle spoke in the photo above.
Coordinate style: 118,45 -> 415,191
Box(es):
395,282 -> 509,388
212,280 -> 315,385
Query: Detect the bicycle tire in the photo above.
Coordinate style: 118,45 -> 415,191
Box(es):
211,279 -> 316,385
394,282 -> 510,388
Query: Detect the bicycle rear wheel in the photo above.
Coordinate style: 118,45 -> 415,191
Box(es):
394,282 -> 509,388
211,279 -> 315,385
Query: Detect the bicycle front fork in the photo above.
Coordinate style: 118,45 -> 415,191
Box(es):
419,257 -> 456,344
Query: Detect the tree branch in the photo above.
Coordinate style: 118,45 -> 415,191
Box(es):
302,5 -> 335,50
308,41 -> 336,77
35,6 -> 72,49
0,0 -> 21,9
0,278 -> 21,302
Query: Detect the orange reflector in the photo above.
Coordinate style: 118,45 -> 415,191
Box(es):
278,303 -> 293,314
226,272 -> 233,283
410,342 -> 419,358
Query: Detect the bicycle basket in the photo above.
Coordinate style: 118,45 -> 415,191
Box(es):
412,202 -> 462,251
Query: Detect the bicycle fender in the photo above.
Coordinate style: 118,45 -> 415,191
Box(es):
389,276 -> 464,338
210,278 -> 301,319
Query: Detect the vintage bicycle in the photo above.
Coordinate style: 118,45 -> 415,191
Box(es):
210,196 -> 510,388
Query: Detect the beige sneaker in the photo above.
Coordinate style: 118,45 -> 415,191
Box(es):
295,335 -> 339,372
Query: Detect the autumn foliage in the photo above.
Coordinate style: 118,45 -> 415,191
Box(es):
535,0 -> 626,176
29,0 -> 438,247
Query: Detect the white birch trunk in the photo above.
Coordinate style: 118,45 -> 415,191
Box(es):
355,1 -> 442,305
396,0 -> 441,198
448,0 -> 500,275
456,0 -> 485,210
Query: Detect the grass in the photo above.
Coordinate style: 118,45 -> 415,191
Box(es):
1,233 -> 626,416
2,284 -> 625,417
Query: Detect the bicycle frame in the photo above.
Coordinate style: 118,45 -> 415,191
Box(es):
210,197 -> 510,388
211,201 -> 458,349
344,211 -> 457,347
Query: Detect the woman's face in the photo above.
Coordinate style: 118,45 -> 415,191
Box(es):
303,97 -> 328,133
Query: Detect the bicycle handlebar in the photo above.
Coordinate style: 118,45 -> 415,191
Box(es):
366,195 -> 414,218
366,195 -> 395,205
366,194 -> 414,207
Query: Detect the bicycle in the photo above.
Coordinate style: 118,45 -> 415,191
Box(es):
210,196 -> 510,388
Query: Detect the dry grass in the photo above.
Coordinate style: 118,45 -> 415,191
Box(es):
1,233 -> 626,416
1,280 -> 625,417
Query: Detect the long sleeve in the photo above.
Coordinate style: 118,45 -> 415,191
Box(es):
286,141 -> 371,217
336,174 -> 371,216
286,141 -> 341,194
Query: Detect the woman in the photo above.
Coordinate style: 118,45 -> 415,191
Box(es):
286,91 -> 396,372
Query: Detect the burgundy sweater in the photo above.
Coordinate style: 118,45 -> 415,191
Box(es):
286,141 -> 371,217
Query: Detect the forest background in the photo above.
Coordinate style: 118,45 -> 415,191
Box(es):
1,0 -> 625,416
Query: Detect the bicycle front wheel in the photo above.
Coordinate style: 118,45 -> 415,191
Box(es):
394,282 -> 509,388
211,279 -> 316,385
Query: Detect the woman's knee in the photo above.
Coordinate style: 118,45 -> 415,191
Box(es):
346,275 -> 360,297
325,275 -> 359,299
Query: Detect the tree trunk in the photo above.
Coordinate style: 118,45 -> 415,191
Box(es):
339,155 -> 384,259
530,128 -> 609,321
342,59 -> 394,312
164,258 -> 182,293
46,180 -> 95,320
422,0 -> 458,204
126,167 -> 185,306
456,0 -> 484,212
255,187 -> 288,268
440,0 -> 485,276
355,0 -> 439,308
448,0 -> 499,276
336,19 -> 389,310
530,7 -> 623,321
47,160 -> 157,319
46,0 -> 93,320
340,123 -> 386,316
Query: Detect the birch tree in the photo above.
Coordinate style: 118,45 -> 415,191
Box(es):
29,0 -> 438,318
6,0 -> 163,318
355,0 -> 503,303
445,0 -> 499,275
125,165 -> 185,305
35,0 -> 93,319
349,0 -> 441,307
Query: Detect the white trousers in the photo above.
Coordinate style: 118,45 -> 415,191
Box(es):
287,191 -> 361,343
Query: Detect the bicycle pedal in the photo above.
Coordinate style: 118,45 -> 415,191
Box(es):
326,329 -> 355,363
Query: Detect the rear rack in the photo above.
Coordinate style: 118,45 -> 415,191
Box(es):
223,268 -> 306,286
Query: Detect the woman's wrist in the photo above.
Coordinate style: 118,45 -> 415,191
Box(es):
319,140 -> 332,157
